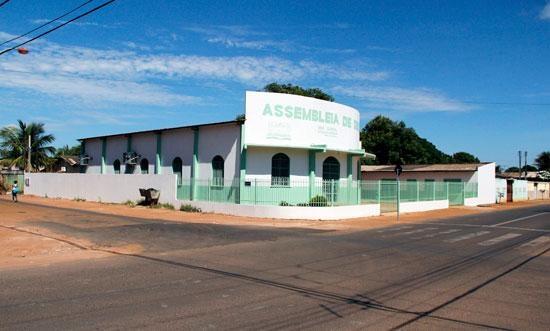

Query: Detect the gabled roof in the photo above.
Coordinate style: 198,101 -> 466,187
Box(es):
362,163 -> 492,173
79,120 -> 242,141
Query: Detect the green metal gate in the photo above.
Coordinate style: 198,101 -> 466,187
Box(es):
445,180 -> 464,206
379,179 -> 398,213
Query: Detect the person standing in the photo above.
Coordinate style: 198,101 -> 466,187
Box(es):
11,180 -> 19,202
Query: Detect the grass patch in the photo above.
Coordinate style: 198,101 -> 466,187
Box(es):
73,197 -> 86,202
123,200 -> 136,207
151,203 -> 175,210
180,204 -> 202,213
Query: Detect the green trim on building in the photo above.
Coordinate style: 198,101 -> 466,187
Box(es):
101,138 -> 107,174
239,123 -> 247,203
126,135 -> 132,153
191,127 -> 199,200
155,132 -> 162,174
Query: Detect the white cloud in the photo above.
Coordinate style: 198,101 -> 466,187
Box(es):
333,85 -> 470,112
540,3 -> 550,20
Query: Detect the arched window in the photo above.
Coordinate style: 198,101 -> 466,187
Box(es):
113,159 -> 121,174
212,155 -> 224,186
271,153 -> 290,186
140,158 -> 149,174
172,157 -> 183,186
323,157 -> 340,204
322,157 -> 340,180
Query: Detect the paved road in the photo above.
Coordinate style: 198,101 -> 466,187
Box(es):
1,201 -> 549,330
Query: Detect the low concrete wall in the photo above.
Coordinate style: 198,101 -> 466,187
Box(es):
399,200 -> 449,213
177,201 -> 381,220
25,173 -> 177,204
464,197 -> 479,206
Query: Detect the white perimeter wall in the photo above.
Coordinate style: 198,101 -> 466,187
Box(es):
25,173 -> 177,204
476,163 -> 496,205
495,178 -> 507,203
183,201 -> 380,220
400,200 -> 449,213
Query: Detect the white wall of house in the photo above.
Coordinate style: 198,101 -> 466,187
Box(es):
25,173 -> 177,204
513,179 -> 529,201
105,135 -> 126,174
161,128 -> 194,178
83,138 -> 102,174
131,132 -> 156,174
197,124 -> 241,181
246,146 -> 308,183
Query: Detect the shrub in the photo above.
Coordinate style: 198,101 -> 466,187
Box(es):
73,197 -> 86,202
180,204 -> 202,213
279,201 -> 292,206
123,200 -> 136,207
309,195 -> 328,207
152,203 -> 175,210
296,202 -> 309,207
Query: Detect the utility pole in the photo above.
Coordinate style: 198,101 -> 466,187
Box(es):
27,135 -> 31,172
523,151 -> 527,179
518,151 -> 522,179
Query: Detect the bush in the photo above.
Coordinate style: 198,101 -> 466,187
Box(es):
279,201 -> 292,206
309,195 -> 328,207
73,197 -> 86,202
151,203 -> 175,210
296,202 -> 309,207
180,204 -> 202,213
123,200 -> 136,207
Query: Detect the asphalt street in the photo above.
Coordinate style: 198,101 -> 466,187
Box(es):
1,201 -> 549,330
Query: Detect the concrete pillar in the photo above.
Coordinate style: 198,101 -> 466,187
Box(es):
100,137 -> 106,174
239,123 -> 247,204
191,127 -> 199,200
308,150 -> 316,199
155,132 -> 162,175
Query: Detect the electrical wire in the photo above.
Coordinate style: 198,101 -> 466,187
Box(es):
0,0 -> 94,47
0,0 -> 115,56
0,0 -> 11,10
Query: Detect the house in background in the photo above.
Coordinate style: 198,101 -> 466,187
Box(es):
497,171 -> 549,201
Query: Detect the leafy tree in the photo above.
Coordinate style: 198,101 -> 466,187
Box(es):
361,115 -> 451,165
451,152 -> 480,163
522,164 -> 538,172
495,165 -> 502,174
235,114 -> 246,121
263,83 -> 335,102
505,166 -> 519,172
55,144 -> 81,157
0,120 -> 55,170
535,151 -> 550,171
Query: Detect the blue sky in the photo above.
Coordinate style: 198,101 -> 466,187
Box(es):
0,0 -> 549,168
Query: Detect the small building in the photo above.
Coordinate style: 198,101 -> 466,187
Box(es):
497,172 -> 549,201
48,155 -> 82,173
361,163 -> 496,206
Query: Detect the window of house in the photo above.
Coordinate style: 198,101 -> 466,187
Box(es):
271,153 -> 290,186
113,159 -> 121,174
212,155 -> 224,186
172,157 -> 183,186
140,158 -> 149,174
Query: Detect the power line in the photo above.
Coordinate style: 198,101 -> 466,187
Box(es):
0,0 -> 115,56
0,0 -> 11,10
0,0 -> 94,47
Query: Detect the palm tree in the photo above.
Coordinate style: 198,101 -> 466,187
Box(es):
535,151 -> 550,171
0,120 -> 55,171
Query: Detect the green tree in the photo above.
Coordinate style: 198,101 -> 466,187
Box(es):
55,144 -> 81,157
535,151 -> 550,171
0,120 -> 55,170
451,152 -> 480,163
522,164 -> 538,172
495,165 -> 502,174
505,166 -> 519,172
360,115 -> 451,165
263,83 -> 335,102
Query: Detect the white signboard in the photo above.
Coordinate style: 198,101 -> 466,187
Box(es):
245,91 -> 361,151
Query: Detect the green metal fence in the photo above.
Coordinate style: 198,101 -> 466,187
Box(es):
176,178 -> 478,209
1,174 -> 24,193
